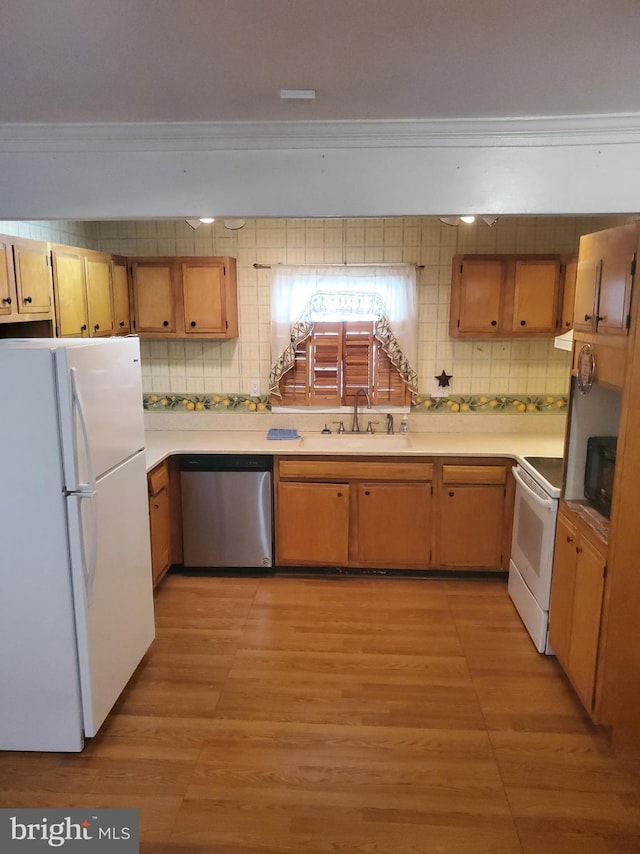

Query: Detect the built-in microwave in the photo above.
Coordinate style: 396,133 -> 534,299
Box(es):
584,436 -> 617,518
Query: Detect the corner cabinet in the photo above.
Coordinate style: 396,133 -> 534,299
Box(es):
130,256 -> 238,339
449,254 -> 562,338
275,457 -> 434,570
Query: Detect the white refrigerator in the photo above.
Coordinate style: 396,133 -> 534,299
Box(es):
0,336 -> 155,752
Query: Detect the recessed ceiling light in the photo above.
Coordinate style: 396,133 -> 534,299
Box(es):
459,215 -> 476,224
199,217 -> 214,224
279,89 -> 316,100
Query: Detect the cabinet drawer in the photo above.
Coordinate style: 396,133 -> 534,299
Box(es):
441,465 -> 507,485
277,458 -> 434,482
148,462 -> 169,496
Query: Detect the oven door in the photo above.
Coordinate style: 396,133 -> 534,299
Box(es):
510,465 -> 558,609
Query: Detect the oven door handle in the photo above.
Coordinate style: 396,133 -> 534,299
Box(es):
512,465 -> 555,511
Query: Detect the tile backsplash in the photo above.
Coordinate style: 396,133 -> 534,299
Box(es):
92,215 -> 627,402
3,214 -> 635,418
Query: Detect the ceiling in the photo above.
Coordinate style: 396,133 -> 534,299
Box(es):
1,0 -> 639,125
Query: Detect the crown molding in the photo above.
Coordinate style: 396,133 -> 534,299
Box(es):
1,114 -> 640,152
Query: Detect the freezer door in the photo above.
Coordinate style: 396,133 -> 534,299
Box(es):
56,337 -> 146,487
67,451 -> 155,737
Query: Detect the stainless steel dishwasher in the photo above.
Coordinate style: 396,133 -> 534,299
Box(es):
180,455 -> 273,568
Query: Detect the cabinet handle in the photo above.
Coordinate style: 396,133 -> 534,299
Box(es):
1,296 -> 11,305
596,315 -> 604,322
449,491 -> 455,497
80,324 -> 87,331
119,320 -> 125,327
162,320 -> 169,327
565,320 -> 571,327
94,324 -> 100,331
576,546 -> 583,554
584,314 -> 592,322
23,296 -> 32,304
190,321 -> 197,327
520,320 -> 526,326
364,490 -> 371,496
566,535 -> 574,543
490,320 -> 497,326
337,491 -> 343,498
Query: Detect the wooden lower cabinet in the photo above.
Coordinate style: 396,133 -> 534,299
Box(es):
435,461 -> 514,571
356,482 -> 431,567
277,481 -> 350,565
548,506 -> 607,717
275,457 -> 434,570
148,460 -> 175,588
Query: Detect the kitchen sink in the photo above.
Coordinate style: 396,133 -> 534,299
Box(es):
300,433 -> 412,451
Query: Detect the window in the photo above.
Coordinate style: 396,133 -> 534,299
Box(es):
269,265 -> 417,407
278,320 -> 411,406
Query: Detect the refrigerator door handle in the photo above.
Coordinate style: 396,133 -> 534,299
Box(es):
70,366 -> 96,494
70,490 -> 99,604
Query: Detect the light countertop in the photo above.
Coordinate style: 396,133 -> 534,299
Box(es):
145,429 -> 565,473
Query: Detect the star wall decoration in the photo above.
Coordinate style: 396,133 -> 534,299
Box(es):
435,370 -> 453,388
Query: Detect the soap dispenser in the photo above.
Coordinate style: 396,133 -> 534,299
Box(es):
400,415 -> 409,434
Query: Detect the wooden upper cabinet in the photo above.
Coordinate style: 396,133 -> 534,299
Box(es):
130,260 -> 177,334
0,236 -> 18,319
12,238 -> 54,318
510,259 -> 561,333
130,256 -> 238,339
52,245 -> 120,339
560,256 -> 578,332
450,258 -> 504,335
111,257 -> 131,335
182,259 -> 237,336
574,223 -> 637,336
450,254 -> 562,338
51,246 -> 89,336
84,251 -> 115,337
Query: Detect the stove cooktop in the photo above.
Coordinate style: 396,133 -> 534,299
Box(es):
523,456 -> 564,491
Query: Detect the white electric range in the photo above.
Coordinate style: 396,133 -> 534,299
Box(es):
508,456 -> 563,654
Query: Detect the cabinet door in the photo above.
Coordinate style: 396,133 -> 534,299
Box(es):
148,464 -> 171,587
0,237 -> 17,318
573,257 -> 600,333
276,481 -> 349,565
85,253 -> 115,337
13,239 -> 53,316
560,257 -> 578,332
437,484 -> 505,569
356,482 -> 432,568
182,261 -> 228,334
111,258 -> 131,334
453,259 -> 504,335
548,512 -> 578,670
51,247 -> 89,337
569,536 -> 606,712
511,259 -> 560,333
131,261 -> 176,334
596,244 -> 634,336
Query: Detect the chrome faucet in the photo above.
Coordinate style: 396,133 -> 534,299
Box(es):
351,387 -> 371,433
386,413 -> 394,434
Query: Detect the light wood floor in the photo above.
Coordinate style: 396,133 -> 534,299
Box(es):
2,572 -> 640,853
